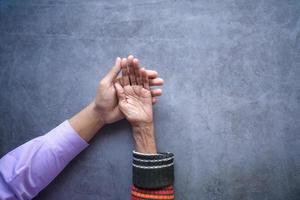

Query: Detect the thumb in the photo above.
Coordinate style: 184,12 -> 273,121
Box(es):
114,81 -> 126,102
106,57 -> 121,82
110,108 -> 125,122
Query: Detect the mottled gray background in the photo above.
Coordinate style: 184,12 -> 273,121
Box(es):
0,0 -> 299,199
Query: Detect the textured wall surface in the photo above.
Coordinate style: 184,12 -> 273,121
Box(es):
0,0 -> 299,199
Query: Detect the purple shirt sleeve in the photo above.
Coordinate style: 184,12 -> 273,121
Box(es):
0,120 -> 88,200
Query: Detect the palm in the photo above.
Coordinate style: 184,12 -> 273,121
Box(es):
118,85 -> 153,124
95,56 -> 163,125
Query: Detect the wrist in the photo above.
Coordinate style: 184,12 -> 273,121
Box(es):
132,123 -> 157,154
69,102 -> 105,142
91,101 -> 106,125
131,121 -> 153,129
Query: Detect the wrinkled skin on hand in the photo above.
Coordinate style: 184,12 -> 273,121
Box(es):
114,69 -> 153,124
114,57 -> 159,153
94,55 -> 163,124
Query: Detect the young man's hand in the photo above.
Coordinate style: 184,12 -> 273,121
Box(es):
93,55 -> 163,124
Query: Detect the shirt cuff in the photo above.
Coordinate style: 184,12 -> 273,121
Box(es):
44,120 -> 89,164
132,150 -> 174,189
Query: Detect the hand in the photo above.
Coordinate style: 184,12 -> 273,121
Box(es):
114,59 -> 154,125
93,55 -> 163,124
69,55 -> 162,142
114,59 -> 158,153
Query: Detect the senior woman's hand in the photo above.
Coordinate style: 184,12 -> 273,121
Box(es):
93,55 -> 163,124
114,58 -> 159,153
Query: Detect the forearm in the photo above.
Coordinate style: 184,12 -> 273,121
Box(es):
132,122 -> 157,154
69,101 -> 105,142
0,121 -> 88,199
0,101 -> 105,199
131,123 -> 175,200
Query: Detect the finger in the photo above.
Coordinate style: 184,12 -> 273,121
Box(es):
134,58 -> 142,85
141,68 -> 150,90
121,58 -> 128,76
114,81 -> 126,102
121,58 -> 130,86
115,77 -> 124,87
128,55 -> 137,85
105,57 -> 121,83
149,78 -> 164,86
150,88 -> 162,97
152,97 -> 157,105
145,70 -> 158,79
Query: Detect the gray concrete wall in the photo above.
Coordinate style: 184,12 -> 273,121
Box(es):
0,0 -> 299,199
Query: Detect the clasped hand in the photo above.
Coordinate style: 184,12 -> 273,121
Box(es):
93,55 -> 163,126
69,55 -> 161,152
